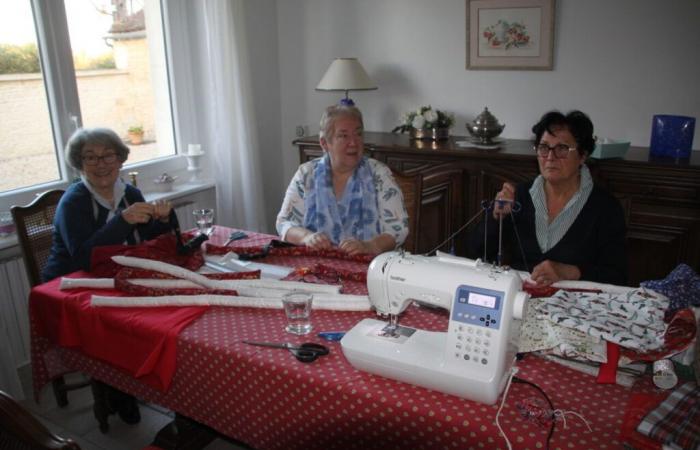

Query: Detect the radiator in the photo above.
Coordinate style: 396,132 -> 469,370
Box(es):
0,257 -> 31,367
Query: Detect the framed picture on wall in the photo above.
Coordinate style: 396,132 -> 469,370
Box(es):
466,0 -> 555,70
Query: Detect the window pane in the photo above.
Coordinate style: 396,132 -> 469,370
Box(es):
64,0 -> 175,166
0,0 -> 60,192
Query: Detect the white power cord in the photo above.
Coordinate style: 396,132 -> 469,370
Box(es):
495,365 -> 519,450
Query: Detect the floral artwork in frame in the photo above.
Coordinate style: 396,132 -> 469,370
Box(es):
466,0 -> 555,70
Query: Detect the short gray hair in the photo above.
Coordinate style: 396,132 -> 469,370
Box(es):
65,127 -> 130,171
319,105 -> 363,142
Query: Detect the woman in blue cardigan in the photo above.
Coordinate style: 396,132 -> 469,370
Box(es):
43,127 -> 172,282
42,127 -> 174,426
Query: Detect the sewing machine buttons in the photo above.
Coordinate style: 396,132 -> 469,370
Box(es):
463,354 -> 470,361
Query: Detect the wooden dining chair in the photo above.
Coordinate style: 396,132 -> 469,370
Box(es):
391,170 -> 422,253
0,389 -> 81,449
11,190 -> 90,407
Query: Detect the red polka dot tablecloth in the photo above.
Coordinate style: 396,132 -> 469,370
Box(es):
29,227 -> 659,450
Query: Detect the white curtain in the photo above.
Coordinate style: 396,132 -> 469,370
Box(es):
200,0 -> 268,231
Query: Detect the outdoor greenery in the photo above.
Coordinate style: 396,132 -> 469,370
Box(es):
0,43 -> 40,74
0,43 -> 115,75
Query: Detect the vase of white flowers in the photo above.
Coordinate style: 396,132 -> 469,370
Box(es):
392,106 -> 455,140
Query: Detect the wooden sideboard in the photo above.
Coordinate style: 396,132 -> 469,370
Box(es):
294,132 -> 700,286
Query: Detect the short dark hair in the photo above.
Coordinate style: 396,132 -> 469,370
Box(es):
65,127 -> 130,171
531,110 -> 595,156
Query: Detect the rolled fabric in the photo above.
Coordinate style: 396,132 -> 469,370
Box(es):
60,278 -> 115,290
91,293 -> 371,311
112,255 -> 219,288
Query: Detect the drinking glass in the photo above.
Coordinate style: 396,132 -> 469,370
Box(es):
192,208 -> 214,236
282,292 -> 313,335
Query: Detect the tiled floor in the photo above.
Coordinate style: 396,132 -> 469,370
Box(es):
16,364 -> 248,450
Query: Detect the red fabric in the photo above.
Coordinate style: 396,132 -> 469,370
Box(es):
29,273 -> 207,392
205,242 -> 376,263
597,341 -> 620,383
621,308 -> 697,362
29,227 -> 664,449
90,233 -> 204,277
619,392 -> 668,450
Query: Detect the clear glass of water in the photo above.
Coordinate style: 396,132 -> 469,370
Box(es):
282,292 -> 313,335
192,208 -> 214,235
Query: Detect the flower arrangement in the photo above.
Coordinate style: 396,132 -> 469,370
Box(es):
392,106 -> 455,134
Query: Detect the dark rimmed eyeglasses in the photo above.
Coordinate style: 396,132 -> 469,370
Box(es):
534,143 -> 577,159
82,153 -> 118,166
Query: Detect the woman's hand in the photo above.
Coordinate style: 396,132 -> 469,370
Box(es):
493,182 -> 516,219
121,202 -> 155,224
530,260 -> 581,286
302,231 -> 332,250
339,238 -> 372,256
152,200 -> 172,223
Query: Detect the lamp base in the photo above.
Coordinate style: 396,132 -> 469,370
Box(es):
339,97 -> 355,106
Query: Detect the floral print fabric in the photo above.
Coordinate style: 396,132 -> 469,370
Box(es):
276,155 -> 408,246
519,288 -> 670,361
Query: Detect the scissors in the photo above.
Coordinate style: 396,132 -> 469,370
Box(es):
223,230 -> 248,246
242,341 -> 329,363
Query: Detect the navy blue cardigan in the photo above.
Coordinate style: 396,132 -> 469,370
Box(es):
42,181 -> 171,282
469,181 -> 628,285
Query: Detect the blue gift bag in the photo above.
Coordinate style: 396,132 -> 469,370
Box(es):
649,115 -> 695,158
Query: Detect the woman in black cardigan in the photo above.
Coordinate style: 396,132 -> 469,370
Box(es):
472,110 -> 628,286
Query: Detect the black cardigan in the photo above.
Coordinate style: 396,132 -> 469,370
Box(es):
469,181 -> 628,285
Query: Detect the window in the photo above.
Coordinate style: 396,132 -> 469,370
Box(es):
0,0 -> 175,195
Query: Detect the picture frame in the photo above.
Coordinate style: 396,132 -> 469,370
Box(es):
466,0 -> 555,70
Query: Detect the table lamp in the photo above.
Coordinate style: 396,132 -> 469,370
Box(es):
316,58 -> 377,106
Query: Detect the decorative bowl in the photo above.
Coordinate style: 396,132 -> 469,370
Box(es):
153,173 -> 177,192
466,107 -> 505,145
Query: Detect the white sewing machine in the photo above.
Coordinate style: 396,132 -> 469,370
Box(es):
341,251 -> 529,405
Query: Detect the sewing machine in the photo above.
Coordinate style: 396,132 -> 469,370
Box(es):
341,251 -> 529,404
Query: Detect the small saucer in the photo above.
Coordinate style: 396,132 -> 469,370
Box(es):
471,141 -> 501,150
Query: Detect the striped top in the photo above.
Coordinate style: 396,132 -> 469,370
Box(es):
529,165 -> 594,253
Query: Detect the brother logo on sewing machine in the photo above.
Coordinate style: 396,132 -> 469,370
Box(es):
341,251 -> 529,405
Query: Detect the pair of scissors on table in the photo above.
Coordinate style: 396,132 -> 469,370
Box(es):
242,341 -> 329,363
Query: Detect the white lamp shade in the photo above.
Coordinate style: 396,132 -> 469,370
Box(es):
316,58 -> 377,91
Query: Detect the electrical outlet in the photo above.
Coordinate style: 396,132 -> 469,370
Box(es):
295,126 -> 305,137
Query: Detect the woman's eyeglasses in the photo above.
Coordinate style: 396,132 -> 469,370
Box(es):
82,153 -> 118,165
534,143 -> 577,159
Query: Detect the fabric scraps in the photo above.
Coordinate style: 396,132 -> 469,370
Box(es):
641,264 -> 700,320
636,382 -> 700,450
529,289 -> 668,351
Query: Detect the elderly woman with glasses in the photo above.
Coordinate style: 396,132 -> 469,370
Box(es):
276,105 -> 408,256
43,127 -> 173,283
472,110 -> 627,286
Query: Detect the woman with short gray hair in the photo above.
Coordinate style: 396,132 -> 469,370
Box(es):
276,105 -> 408,255
43,127 -> 173,283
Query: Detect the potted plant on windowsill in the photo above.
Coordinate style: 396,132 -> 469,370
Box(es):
127,125 -> 144,145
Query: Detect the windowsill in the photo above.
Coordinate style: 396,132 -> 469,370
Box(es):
0,180 -> 216,253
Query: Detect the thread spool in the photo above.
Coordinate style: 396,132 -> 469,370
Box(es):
652,359 -> 677,390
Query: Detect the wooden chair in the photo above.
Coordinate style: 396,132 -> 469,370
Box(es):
0,389 -> 81,449
392,170 -> 422,253
10,190 -> 89,407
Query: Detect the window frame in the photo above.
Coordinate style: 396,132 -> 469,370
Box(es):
0,0 -> 186,212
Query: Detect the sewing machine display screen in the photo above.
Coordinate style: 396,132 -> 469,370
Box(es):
452,285 -> 504,330
467,292 -> 496,309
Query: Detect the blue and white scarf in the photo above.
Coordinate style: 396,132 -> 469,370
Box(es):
304,154 -> 381,244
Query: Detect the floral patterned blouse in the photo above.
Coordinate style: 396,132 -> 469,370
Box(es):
276,157 -> 409,247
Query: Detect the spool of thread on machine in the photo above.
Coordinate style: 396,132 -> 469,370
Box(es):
652,359 -> 678,390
